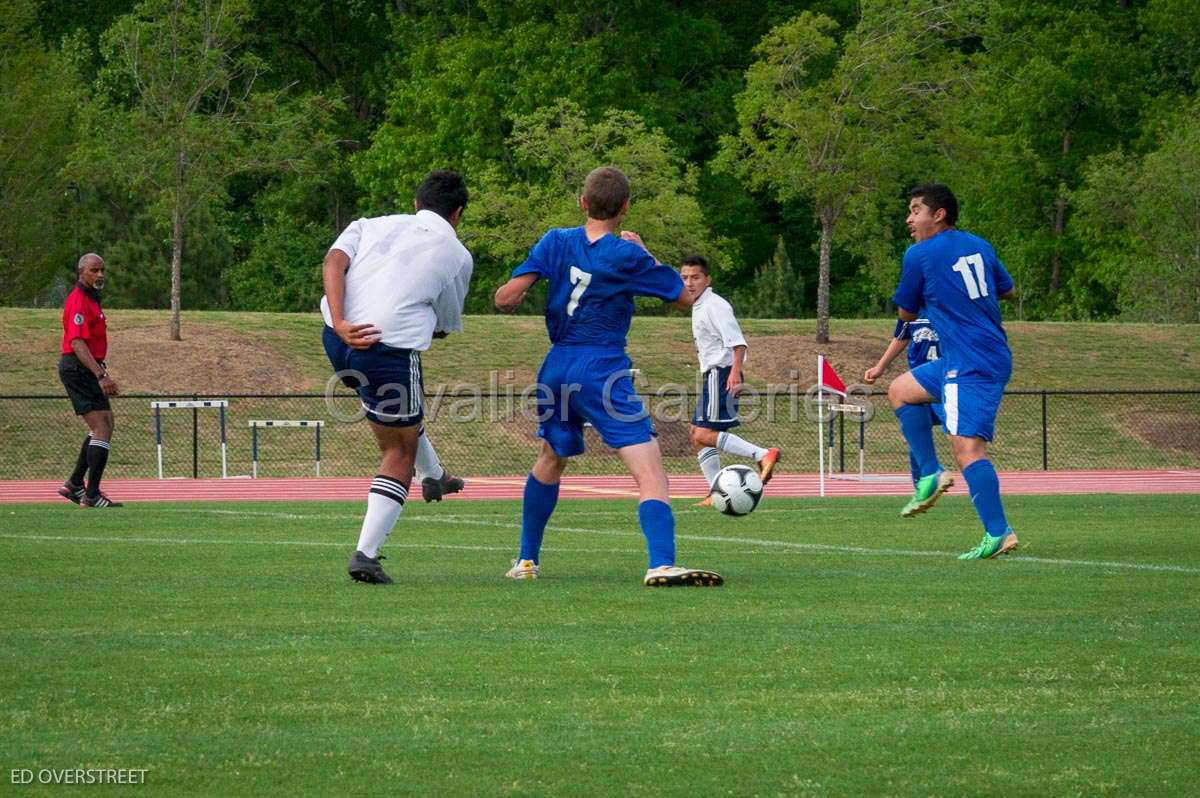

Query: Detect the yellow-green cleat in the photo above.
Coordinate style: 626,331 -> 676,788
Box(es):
900,470 -> 954,517
958,530 -> 1019,560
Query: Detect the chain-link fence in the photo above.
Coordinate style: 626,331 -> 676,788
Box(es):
1,389 -> 1197,481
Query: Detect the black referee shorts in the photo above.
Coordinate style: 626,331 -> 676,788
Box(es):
59,354 -> 110,415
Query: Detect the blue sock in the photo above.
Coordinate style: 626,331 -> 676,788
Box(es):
908,450 -> 921,488
519,473 -> 559,563
637,499 -> 676,569
896,404 -> 940,479
963,459 -> 1009,538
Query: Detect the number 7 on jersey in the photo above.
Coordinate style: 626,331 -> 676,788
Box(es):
566,266 -> 592,316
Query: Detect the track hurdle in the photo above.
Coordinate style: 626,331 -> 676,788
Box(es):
249,420 -> 324,478
820,400 -> 911,488
151,400 -> 229,479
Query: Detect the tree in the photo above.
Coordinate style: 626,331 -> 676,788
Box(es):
0,0 -> 80,304
718,2 -> 975,342
70,0 -> 331,338
461,100 -> 734,312
1072,102 -> 1200,322
938,1 -> 1146,319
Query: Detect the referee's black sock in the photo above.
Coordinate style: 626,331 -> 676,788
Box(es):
68,435 -> 91,486
85,438 -> 111,498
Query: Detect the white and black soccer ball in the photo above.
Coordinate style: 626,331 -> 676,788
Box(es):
710,464 -> 764,516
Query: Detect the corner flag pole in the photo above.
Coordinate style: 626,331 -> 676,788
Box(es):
818,355 -> 826,498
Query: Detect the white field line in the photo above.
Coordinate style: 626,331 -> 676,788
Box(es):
6,507 -> 1200,575
0,533 -> 634,556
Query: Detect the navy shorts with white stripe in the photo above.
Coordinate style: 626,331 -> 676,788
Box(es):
322,325 -> 425,427
692,365 -> 741,431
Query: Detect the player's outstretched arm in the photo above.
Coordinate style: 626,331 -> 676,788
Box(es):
1000,287 -> 1018,300
495,273 -> 539,312
865,337 -> 908,384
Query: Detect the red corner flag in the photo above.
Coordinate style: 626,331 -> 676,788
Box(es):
818,355 -> 847,396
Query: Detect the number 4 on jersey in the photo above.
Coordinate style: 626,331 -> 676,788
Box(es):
952,253 -> 989,299
566,266 -> 592,316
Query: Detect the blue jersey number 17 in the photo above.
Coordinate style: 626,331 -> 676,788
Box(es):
951,253 -> 989,299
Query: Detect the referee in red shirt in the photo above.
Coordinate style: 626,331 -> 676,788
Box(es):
58,253 -> 122,507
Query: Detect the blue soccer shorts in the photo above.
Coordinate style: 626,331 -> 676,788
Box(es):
323,325 -> 424,427
535,345 -> 655,457
910,358 -> 1005,442
692,365 -> 741,431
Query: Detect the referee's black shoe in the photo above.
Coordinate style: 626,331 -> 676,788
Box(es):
58,481 -> 85,505
81,492 -> 123,508
348,550 -> 394,584
421,471 -> 465,502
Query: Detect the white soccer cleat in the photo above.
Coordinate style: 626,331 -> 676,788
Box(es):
505,559 -> 539,580
643,565 -> 724,587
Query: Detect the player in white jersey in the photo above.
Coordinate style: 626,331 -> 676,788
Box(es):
680,255 -> 780,505
321,169 -> 474,584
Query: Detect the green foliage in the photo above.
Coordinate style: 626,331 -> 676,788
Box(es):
1,0 -> 1197,324
68,0 -> 336,336
462,101 -> 734,312
0,0 -> 80,304
719,2 -> 978,338
733,236 -> 805,318
1072,101 -> 1200,322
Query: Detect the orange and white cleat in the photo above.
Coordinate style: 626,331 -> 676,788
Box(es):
757,447 -> 781,484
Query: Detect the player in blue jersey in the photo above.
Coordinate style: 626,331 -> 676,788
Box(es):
494,166 -> 723,587
887,184 -> 1019,560
864,315 -> 947,502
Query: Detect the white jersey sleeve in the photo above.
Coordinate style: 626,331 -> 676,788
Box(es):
433,252 -> 474,334
329,219 -> 364,260
709,295 -> 747,350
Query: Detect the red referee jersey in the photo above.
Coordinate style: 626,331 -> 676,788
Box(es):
61,283 -> 108,360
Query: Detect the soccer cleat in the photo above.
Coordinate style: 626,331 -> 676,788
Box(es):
421,471 -> 465,502
643,565 -> 724,587
958,530 -> 1019,560
900,469 -> 954,517
505,559 -> 539,580
80,492 -> 122,508
757,447 -> 781,484
58,481 -> 85,505
348,550 -> 394,584
693,494 -> 714,508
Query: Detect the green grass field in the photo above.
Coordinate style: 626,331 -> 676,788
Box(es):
2,494 -> 1198,795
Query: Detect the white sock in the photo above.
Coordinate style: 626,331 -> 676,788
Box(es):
357,475 -> 407,557
716,431 -> 768,461
697,447 -> 722,487
413,429 -> 444,482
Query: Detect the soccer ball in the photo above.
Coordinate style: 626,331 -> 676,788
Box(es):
710,464 -> 763,516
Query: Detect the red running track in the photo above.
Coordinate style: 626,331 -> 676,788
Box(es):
3,470 -> 1199,504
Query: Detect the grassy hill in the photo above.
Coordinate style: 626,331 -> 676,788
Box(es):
1,309 -> 1196,479
2,308 -> 1198,394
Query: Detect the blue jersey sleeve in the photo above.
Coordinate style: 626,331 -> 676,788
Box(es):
623,248 -> 683,302
512,231 -> 555,279
893,318 -> 911,340
892,247 -> 925,315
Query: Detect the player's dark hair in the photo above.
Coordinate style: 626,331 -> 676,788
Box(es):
415,169 -> 469,220
680,254 -> 709,275
582,166 -> 630,220
909,183 -> 958,227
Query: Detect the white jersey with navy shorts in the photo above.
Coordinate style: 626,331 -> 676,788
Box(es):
321,210 -> 473,427
892,229 -> 1014,441
691,288 -> 746,431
